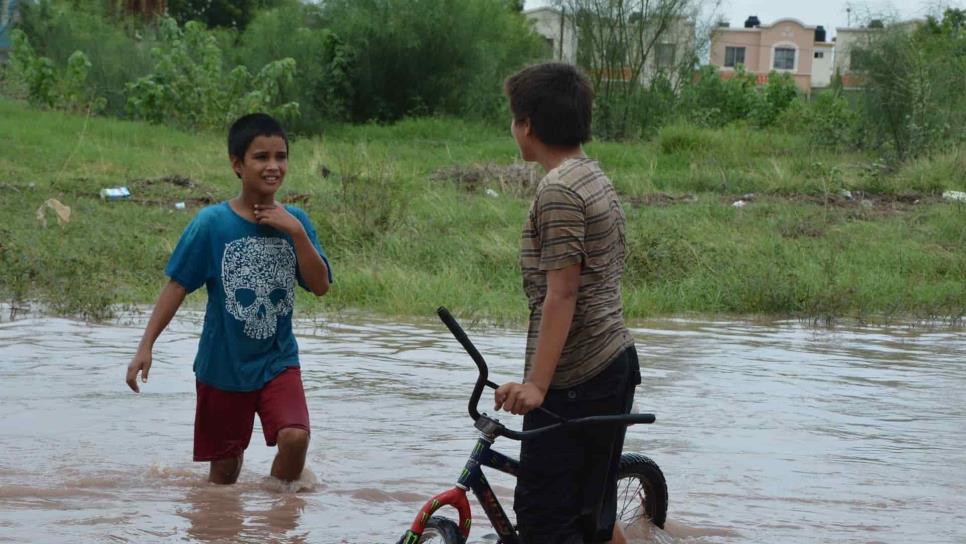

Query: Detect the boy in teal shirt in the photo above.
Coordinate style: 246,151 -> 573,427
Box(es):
126,113 -> 332,485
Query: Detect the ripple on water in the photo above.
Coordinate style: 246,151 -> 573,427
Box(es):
0,310 -> 963,543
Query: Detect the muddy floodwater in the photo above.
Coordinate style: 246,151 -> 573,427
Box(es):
0,310 -> 964,543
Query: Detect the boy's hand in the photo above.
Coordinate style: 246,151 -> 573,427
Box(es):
494,381 -> 546,415
253,203 -> 303,237
126,348 -> 152,393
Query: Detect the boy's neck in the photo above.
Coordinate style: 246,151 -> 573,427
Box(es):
236,191 -> 276,208
533,145 -> 585,173
229,192 -> 276,221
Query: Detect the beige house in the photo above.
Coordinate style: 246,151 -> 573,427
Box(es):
524,6 -> 695,85
710,16 -> 834,93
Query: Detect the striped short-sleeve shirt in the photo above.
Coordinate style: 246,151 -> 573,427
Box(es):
521,157 -> 634,389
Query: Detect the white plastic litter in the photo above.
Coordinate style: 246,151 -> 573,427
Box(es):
99,186 -> 131,200
942,190 -> 966,202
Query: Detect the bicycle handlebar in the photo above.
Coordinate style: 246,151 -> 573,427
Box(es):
437,307 -> 655,440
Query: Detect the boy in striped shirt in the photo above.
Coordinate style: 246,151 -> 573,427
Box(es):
494,63 -> 641,544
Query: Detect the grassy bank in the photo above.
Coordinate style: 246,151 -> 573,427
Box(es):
2,97 -> 964,323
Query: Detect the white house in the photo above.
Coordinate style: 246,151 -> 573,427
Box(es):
524,6 -> 695,85
525,6 -> 578,64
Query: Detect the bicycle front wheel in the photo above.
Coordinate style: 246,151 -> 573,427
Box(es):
616,453 -> 668,530
416,516 -> 465,544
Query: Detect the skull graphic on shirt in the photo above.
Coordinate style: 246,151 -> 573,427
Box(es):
222,237 -> 296,340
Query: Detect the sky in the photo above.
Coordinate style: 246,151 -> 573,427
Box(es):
524,0 -> 964,38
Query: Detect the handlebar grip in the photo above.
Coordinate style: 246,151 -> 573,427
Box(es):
437,307 -> 471,346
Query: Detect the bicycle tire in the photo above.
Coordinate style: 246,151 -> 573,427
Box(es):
414,516 -> 466,544
616,453 -> 668,529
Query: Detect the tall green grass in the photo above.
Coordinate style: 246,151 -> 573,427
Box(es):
1,98 -> 963,323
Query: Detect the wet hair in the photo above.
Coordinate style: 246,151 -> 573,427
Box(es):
503,62 -> 594,147
227,113 -> 289,161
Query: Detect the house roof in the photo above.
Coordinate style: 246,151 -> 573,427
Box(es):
715,17 -> 819,32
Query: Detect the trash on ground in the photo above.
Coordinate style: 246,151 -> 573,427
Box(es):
732,200 -> 748,208
485,188 -> 499,198
942,190 -> 966,202
100,187 -> 131,200
174,202 -> 186,210
430,163 -> 538,194
36,198 -> 71,228
840,190 -> 854,201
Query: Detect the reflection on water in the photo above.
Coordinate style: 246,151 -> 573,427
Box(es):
180,484 -> 308,544
0,308 -> 964,543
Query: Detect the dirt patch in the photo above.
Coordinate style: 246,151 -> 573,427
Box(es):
627,193 -> 698,207
786,191 -> 936,207
779,221 -> 827,239
126,175 -> 221,208
430,163 -> 539,194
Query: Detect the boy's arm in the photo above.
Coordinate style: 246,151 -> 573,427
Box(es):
126,280 -> 187,393
495,263 -> 581,415
290,227 -> 330,296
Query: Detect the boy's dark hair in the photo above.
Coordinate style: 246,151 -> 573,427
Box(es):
504,62 -> 594,147
228,113 -> 289,160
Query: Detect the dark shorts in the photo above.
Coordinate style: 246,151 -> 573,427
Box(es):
514,346 -> 642,544
193,367 -> 310,462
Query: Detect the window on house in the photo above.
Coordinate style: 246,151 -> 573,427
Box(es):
774,47 -> 795,70
656,44 -> 675,69
724,46 -> 746,68
543,37 -> 555,59
814,51 -> 824,59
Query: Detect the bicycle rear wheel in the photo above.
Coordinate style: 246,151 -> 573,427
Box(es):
415,516 -> 465,544
616,453 -> 668,530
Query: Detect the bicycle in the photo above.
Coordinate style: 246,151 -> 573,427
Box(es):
397,307 -> 668,544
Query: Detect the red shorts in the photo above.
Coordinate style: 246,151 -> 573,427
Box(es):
194,367 -> 310,462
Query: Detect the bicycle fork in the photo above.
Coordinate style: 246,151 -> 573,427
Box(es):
400,431 -> 519,543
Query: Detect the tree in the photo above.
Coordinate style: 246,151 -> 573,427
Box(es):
555,0 -> 713,138
856,10 -> 966,160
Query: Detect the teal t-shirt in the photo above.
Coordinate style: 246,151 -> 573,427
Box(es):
165,201 -> 332,392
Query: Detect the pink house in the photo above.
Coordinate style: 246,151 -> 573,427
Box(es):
709,16 -> 834,94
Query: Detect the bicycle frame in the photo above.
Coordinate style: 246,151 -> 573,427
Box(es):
398,307 -> 657,543
400,417 -> 523,543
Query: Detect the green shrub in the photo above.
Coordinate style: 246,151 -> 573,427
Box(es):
754,71 -> 799,127
657,122 -> 716,154
234,3 -> 354,132
680,65 -> 760,128
17,0 -> 155,113
319,0 -> 544,122
7,29 -> 105,112
125,17 -> 299,129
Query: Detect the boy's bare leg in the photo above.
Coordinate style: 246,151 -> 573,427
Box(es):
606,525 -> 627,544
271,427 -> 310,481
210,454 -> 243,485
